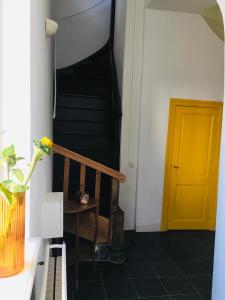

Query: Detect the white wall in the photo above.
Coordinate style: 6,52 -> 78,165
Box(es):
30,0 -> 53,237
136,9 -> 224,231
0,0 -> 53,238
54,0 -> 102,19
55,0 -> 111,68
0,0 -> 31,236
0,0 -> 31,161
117,0 -> 225,298
118,0 -> 147,229
114,0 -> 127,95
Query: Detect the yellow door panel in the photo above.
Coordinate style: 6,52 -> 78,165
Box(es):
162,99 -> 222,231
172,185 -> 208,227
176,112 -> 214,177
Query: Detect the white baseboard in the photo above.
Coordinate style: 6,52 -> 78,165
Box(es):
135,224 -> 161,232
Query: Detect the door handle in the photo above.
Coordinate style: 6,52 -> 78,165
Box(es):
173,165 -> 179,169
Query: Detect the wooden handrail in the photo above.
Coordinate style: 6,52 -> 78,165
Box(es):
53,143 -> 126,183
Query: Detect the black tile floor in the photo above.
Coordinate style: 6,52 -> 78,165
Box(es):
67,230 -> 215,300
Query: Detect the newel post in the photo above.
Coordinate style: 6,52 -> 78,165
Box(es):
110,178 -> 124,249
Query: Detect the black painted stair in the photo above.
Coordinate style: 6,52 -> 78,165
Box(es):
53,45 -> 120,217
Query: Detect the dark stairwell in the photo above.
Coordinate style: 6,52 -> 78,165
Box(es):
52,1 -> 124,264
54,44 -> 119,159
53,42 -> 121,219
53,0 -> 119,173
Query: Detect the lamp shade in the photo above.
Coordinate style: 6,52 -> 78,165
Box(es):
45,18 -> 59,37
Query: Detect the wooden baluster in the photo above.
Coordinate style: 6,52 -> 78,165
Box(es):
80,164 -> 86,193
95,171 -> 101,205
63,157 -> 70,202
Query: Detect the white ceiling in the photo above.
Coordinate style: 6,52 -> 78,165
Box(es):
148,0 -> 218,14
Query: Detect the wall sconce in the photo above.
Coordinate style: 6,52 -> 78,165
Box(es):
45,18 -> 59,37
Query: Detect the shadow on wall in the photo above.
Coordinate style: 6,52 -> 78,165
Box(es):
54,0 -> 112,68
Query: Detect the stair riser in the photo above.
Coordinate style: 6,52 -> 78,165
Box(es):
57,96 -> 112,110
55,109 -> 113,122
54,121 -> 113,135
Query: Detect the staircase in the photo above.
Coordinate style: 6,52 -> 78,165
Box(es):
53,143 -> 126,250
53,0 -> 124,262
53,45 -> 121,219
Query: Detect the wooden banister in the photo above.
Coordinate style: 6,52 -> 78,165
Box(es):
53,143 -> 126,183
55,143 -> 126,248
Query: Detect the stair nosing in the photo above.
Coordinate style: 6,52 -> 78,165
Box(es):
54,132 -> 113,137
57,93 -> 111,99
54,119 -> 113,124
56,105 -> 111,112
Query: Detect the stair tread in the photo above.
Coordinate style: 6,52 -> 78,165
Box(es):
54,119 -> 113,124
54,136 -> 113,149
57,94 -> 110,99
57,105 -> 111,112
54,132 -> 113,137
54,122 -> 113,135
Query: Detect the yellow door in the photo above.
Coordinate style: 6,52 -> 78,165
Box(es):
163,99 -> 222,230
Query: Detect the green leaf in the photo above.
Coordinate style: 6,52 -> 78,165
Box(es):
1,180 -> 14,191
1,180 -> 28,193
1,145 -> 15,158
10,184 -> 27,193
0,183 -> 12,205
11,169 -> 24,183
8,156 -> 16,168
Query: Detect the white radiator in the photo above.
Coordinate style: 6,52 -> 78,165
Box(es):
40,243 -> 67,300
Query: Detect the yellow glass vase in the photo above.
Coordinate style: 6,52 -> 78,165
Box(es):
0,192 -> 25,277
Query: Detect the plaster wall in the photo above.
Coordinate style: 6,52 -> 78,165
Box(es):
30,0 -> 53,237
0,0 -> 53,238
116,0 -> 225,298
119,0 -> 146,229
55,0 -> 111,68
114,0 -> 127,95
0,0 -> 31,236
136,9 -> 224,231
54,0 -> 101,18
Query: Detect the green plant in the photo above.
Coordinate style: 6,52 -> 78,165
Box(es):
0,137 -> 53,205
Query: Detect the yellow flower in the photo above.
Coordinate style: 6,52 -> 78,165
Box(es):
40,137 -> 53,149
23,137 -> 53,186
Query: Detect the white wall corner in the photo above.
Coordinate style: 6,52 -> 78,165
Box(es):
145,0 -> 153,8
119,0 -> 146,229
